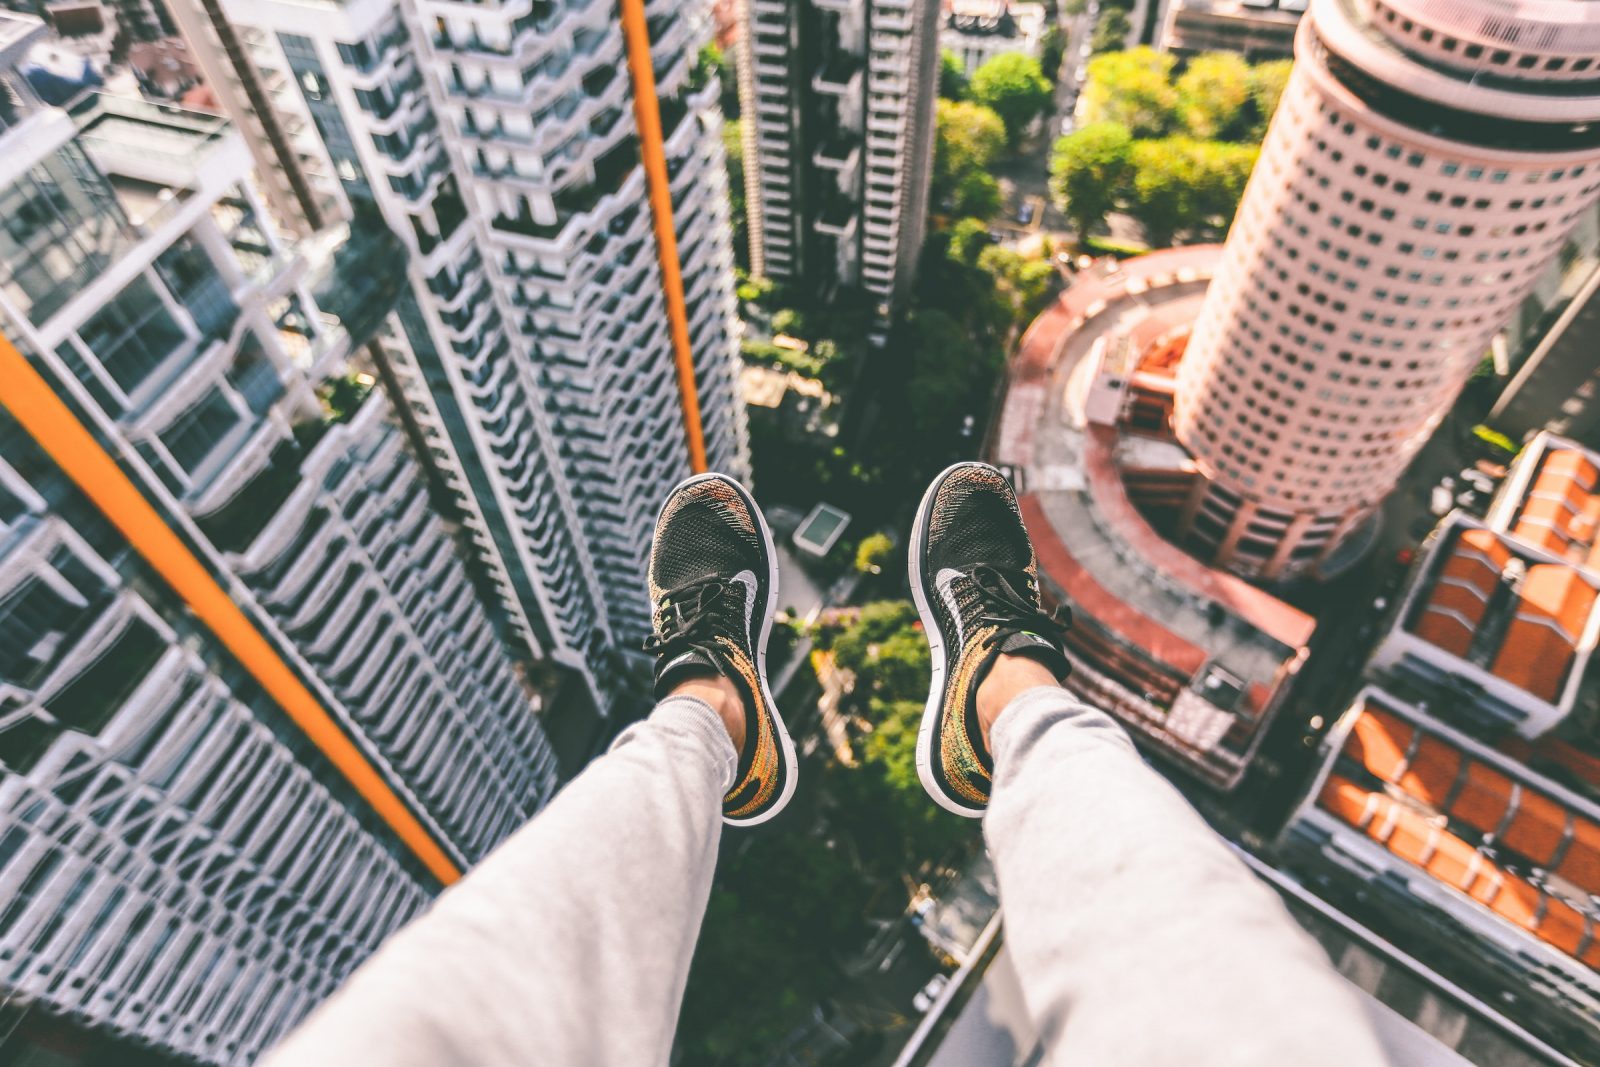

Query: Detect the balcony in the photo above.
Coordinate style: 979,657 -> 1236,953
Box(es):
812,133 -> 861,176
303,207 -> 408,358
812,51 -> 863,96
69,94 -> 248,232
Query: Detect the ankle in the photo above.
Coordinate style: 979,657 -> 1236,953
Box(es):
669,672 -> 746,754
975,653 -> 1061,752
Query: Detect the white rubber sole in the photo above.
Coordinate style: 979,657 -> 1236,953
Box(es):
908,463 -> 988,819
658,472 -> 798,827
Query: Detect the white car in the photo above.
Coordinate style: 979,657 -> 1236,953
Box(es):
1059,114 -> 1076,135
913,974 -> 950,1013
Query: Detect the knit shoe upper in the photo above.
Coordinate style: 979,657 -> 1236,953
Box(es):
645,473 -> 796,826
909,462 -> 1070,817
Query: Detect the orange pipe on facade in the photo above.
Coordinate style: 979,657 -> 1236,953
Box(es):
620,0 -> 709,473
0,333 -> 462,886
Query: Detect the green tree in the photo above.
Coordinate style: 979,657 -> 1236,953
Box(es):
954,170 -> 1003,218
1125,137 -> 1258,245
692,42 -> 740,118
771,307 -> 807,337
933,99 -> 1007,214
1127,137 -> 1199,247
1190,139 -> 1258,231
947,217 -> 992,265
939,48 -> 969,99
1175,52 -> 1252,141
1049,121 -> 1134,238
905,309 -> 998,436
1249,59 -> 1293,135
855,533 -> 894,574
722,120 -> 748,268
978,245 -> 1057,325
969,53 -> 1053,145
1080,48 -> 1177,137
1090,8 -> 1131,53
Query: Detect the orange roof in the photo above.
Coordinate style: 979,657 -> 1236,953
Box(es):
1542,448 -> 1599,490
1450,760 -> 1514,831
1317,768 -> 1599,973
1344,705 -> 1413,782
1413,611 -> 1475,657
1409,530 -> 1511,655
1511,521 -> 1575,555
1556,817 -> 1600,896
1458,527 -> 1514,569
1335,702 -> 1600,898
1489,564 -> 1594,701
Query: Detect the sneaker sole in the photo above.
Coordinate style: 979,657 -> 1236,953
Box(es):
909,462 -> 990,820
660,472 -> 799,827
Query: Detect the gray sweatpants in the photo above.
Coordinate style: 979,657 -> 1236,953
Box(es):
264,687 -> 1385,1066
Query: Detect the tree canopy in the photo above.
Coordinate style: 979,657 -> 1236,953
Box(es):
1056,50 -> 1284,244
1126,137 -> 1258,246
969,53 -> 1053,145
1175,52 -> 1252,141
1049,121 -> 1134,238
1249,59 -> 1293,135
939,48 -> 969,100
933,99 -> 1008,219
1080,48 -> 1177,138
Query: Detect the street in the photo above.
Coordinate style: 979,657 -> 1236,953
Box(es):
990,1 -> 1098,241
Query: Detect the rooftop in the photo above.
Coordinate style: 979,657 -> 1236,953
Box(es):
68,93 -> 240,229
1282,687 -> 1600,1050
0,13 -> 46,68
1491,432 -> 1600,576
1407,523 -> 1596,703
995,248 -> 1313,789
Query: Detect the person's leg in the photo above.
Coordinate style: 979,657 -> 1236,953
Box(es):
262,684 -> 740,1067
264,472 -> 800,1065
907,463 -> 1384,1065
980,658 -> 1387,1067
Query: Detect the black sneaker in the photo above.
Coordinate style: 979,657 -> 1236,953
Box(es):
909,462 -> 1070,817
644,473 -> 796,826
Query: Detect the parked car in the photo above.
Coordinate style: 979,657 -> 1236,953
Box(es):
1017,201 -> 1036,226
913,974 -> 950,1013
1059,114 -> 1076,136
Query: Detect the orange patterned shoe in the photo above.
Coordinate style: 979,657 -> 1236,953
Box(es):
644,473 -> 797,826
909,463 -> 1071,817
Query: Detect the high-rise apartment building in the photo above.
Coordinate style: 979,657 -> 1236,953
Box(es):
738,0 -> 939,339
172,0 -> 751,720
1171,0 -> 1600,580
0,10 -> 561,1060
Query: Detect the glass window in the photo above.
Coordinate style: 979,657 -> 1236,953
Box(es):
0,145 -> 133,324
78,275 -> 188,394
159,388 -> 242,474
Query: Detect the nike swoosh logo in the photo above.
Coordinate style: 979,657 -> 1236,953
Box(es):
730,569 -> 759,644
936,568 -> 966,646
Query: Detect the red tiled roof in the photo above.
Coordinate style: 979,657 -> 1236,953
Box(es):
1490,564 -> 1594,702
1330,701 -> 1600,909
1511,446 -> 1600,564
1319,757 -> 1600,972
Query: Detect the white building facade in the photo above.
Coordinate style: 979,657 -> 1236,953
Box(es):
199,0 -> 751,715
0,12 -> 561,1062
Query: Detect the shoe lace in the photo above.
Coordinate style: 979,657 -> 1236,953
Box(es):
641,578 -> 742,659
966,564 -> 1072,651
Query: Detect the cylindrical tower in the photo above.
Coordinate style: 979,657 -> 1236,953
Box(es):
1173,0 -> 1600,580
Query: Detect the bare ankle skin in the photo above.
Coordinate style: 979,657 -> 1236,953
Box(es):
975,653 -> 1061,753
668,673 -> 745,754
